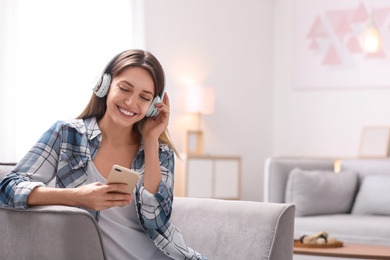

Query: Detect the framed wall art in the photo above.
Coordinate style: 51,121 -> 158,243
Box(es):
359,126 -> 390,158
293,0 -> 390,90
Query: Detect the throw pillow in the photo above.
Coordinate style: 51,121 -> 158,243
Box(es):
351,175 -> 390,216
285,168 -> 358,216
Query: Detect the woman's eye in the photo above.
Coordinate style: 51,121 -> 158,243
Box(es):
141,96 -> 151,101
119,86 -> 129,92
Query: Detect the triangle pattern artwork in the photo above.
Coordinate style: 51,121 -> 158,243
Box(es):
293,0 -> 390,89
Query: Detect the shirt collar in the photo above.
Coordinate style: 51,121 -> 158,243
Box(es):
68,117 -> 101,141
84,117 -> 102,141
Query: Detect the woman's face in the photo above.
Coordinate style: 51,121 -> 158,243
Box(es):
105,66 -> 155,128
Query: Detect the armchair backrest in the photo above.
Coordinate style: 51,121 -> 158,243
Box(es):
172,197 -> 295,260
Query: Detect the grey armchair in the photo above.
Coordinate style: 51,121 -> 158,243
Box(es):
1,164 -> 295,260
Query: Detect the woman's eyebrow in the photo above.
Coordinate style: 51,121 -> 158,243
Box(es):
118,80 -> 132,87
142,89 -> 154,96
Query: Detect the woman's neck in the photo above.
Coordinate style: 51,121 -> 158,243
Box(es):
98,116 -> 139,147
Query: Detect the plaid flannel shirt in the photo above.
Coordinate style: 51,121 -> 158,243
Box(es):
0,117 -> 207,260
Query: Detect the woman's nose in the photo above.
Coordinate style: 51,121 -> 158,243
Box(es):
125,94 -> 135,105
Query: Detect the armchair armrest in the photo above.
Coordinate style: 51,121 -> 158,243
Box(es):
0,205 -> 106,260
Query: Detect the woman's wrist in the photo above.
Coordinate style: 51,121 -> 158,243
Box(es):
27,186 -> 78,207
143,137 -> 159,150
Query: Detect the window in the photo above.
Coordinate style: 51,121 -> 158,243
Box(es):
0,0 -> 143,161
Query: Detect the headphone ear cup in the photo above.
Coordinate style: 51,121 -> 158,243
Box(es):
146,96 -> 161,117
93,73 -> 111,97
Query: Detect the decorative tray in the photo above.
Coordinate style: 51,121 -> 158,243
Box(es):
294,239 -> 343,248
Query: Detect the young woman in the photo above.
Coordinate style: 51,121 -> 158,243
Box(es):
0,49 -> 206,260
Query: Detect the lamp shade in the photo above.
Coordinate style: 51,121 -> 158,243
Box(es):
184,86 -> 215,114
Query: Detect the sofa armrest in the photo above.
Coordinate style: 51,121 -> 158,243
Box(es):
0,205 -> 106,260
0,163 -> 15,179
264,157 -> 334,203
171,197 -> 295,260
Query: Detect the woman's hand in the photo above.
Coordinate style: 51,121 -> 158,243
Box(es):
142,92 -> 170,140
74,182 -> 133,211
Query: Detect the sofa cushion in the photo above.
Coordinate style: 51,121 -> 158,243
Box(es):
351,176 -> 390,216
285,168 -> 358,216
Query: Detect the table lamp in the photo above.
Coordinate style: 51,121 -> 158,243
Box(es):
184,85 -> 215,155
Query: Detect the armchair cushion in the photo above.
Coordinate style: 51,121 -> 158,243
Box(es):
286,168 -> 358,216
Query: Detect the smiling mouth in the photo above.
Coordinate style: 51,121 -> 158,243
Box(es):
119,107 -> 135,116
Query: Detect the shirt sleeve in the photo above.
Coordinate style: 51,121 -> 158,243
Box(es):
0,121 -> 62,209
135,144 -> 175,230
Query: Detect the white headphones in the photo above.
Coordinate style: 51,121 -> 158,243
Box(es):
92,51 -> 165,117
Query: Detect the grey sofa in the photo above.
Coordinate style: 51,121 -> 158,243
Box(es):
264,156 -> 390,246
0,163 -> 295,260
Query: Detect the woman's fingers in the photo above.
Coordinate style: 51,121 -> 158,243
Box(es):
155,92 -> 170,114
107,183 -> 130,193
76,182 -> 132,210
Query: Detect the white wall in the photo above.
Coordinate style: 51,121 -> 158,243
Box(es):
273,0 -> 390,158
142,0 -> 274,201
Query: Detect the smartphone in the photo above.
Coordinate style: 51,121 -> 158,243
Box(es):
106,164 -> 140,194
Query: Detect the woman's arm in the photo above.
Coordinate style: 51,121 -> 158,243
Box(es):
141,93 -> 170,194
0,121 -> 63,208
27,182 -> 132,210
143,138 -> 162,194
134,93 -> 175,229
134,144 -> 175,230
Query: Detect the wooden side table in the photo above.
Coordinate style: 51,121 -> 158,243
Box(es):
294,243 -> 390,259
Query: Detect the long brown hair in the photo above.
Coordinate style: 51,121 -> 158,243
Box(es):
77,49 -> 178,155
